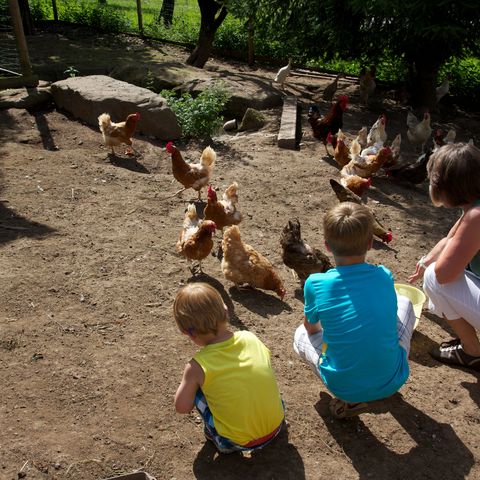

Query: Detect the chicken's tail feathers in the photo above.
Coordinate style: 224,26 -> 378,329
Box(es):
200,146 -> 216,167
184,203 -> 199,225
350,138 -> 362,157
224,181 -> 238,199
98,113 -> 111,132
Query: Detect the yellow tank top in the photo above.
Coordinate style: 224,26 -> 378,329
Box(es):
194,330 -> 284,446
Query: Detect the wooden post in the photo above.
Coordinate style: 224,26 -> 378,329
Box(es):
8,0 -> 35,80
136,0 -> 143,37
51,0 -> 58,22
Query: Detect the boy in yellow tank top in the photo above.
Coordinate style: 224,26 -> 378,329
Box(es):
173,283 -> 285,453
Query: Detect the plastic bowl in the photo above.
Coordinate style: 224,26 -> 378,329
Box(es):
394,283 -> 426,329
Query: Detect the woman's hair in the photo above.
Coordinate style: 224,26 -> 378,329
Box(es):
428,143 -> 480,207
173,283 -> 227,335
323,202 -> 373,256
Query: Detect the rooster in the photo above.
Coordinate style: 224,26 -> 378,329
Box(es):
176,204 -> 216,274
221,226 -> 286,299
329,179 -> 393,244
407,110 -> 432,153
98,112 -> 141,156
204,184 -> 243,234
308,95 -> 349,155
281,219 -> 332,286
165,142 -> 216,200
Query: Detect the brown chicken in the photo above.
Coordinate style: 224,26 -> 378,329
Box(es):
308,95 -> 349,155
98,112 -> 141,155
280,219 -> 332,285
385,148 -> 432,185
328,130 -> 350,168
176,203 -> 216,273
341,146 -> 393,178
166,142 -> 216,200
221,225 -> 286,299
204,184 -> 243,233
359,65 -> 376,105
329,179 -> 393,244
340,175 -> 372,197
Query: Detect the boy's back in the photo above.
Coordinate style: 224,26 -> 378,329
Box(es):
305,263 -> 409,402
194,330 -> 284,446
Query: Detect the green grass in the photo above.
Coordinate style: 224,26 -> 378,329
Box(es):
29,0 -> 480,108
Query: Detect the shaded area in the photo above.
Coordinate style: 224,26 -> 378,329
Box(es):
229,287 -> 292,318
315,392 -> 475,480
193,427 -> 305,480
0,202 -> 55,246
107,153 -> 151,174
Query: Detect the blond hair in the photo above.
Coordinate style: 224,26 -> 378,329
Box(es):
173,283 -> 227,335
323,202 -> 373,256
428,143 -> 480,207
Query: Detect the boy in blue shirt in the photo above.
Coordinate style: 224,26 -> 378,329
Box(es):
293,202 -> 416,418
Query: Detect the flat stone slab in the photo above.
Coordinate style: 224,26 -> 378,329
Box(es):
50,75 -> 181,140
277,96 -> 298,149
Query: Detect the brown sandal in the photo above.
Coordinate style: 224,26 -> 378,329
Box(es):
329,398 -> 369,419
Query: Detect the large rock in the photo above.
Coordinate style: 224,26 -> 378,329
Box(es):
50,75 -> 181,140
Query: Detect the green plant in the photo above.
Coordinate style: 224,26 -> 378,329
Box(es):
64,66 -> 79,78
161,84 -> 230,139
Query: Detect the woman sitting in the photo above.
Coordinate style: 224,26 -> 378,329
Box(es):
409,142 -> 480,371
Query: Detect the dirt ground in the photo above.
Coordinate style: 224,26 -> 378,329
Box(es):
1,30 -> 480,480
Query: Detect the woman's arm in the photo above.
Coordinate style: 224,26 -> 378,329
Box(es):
408,216 -> 462,283
435,208 -> 480,284
174,359 -> 205,414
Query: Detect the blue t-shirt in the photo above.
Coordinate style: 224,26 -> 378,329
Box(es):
304,263 -> 409,403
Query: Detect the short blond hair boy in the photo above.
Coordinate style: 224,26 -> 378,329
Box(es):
323,202 -> 373,257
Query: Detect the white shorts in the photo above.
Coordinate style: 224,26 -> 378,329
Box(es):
293,295 -> 415,377
423,263 -> 480,329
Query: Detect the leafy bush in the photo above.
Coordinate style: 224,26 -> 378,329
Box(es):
29,0 -> 52,21
161,84 -> 230,139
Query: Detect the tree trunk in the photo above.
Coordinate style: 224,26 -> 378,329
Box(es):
17,0 -> 34,35
247,17 -> 254,66
408,49 -> 441,111
158,0 -> 174,27
186,0 -> 227,68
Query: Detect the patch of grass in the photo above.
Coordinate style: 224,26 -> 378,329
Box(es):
161,83 -> 230,139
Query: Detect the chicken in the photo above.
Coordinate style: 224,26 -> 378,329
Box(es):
274,58 -> 292,90
382,133 -> 402,169
433,128 -> 456,151
308,96 -> 349,155
204,184 -> 243,233
329,179 -> 393,244
385,148 -> 432,185
407,110 -> 432,152
221,225 -> 286,299
322,73 -> 343,102
98,112 -> 141,156
436,75 -> 450,104
165,142 -> 216,200
340,175 -> 372,197
327,130 -> 350,168
359,66 -> 376,105
176,203 -> 216,273
280,219 -> 332,285
355,126 -> 368,149
341,146 -> 393,178
366,114 -> 387,147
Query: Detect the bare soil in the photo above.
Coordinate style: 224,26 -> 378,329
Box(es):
1,30 -> 480,480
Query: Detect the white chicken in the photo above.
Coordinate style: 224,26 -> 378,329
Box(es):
436,76 -> 450,104
407,110 -> 432,152
274,58 -> 292,90
366,114 -> 387,147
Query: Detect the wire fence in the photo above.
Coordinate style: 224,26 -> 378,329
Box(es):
0,0 -> 21,78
